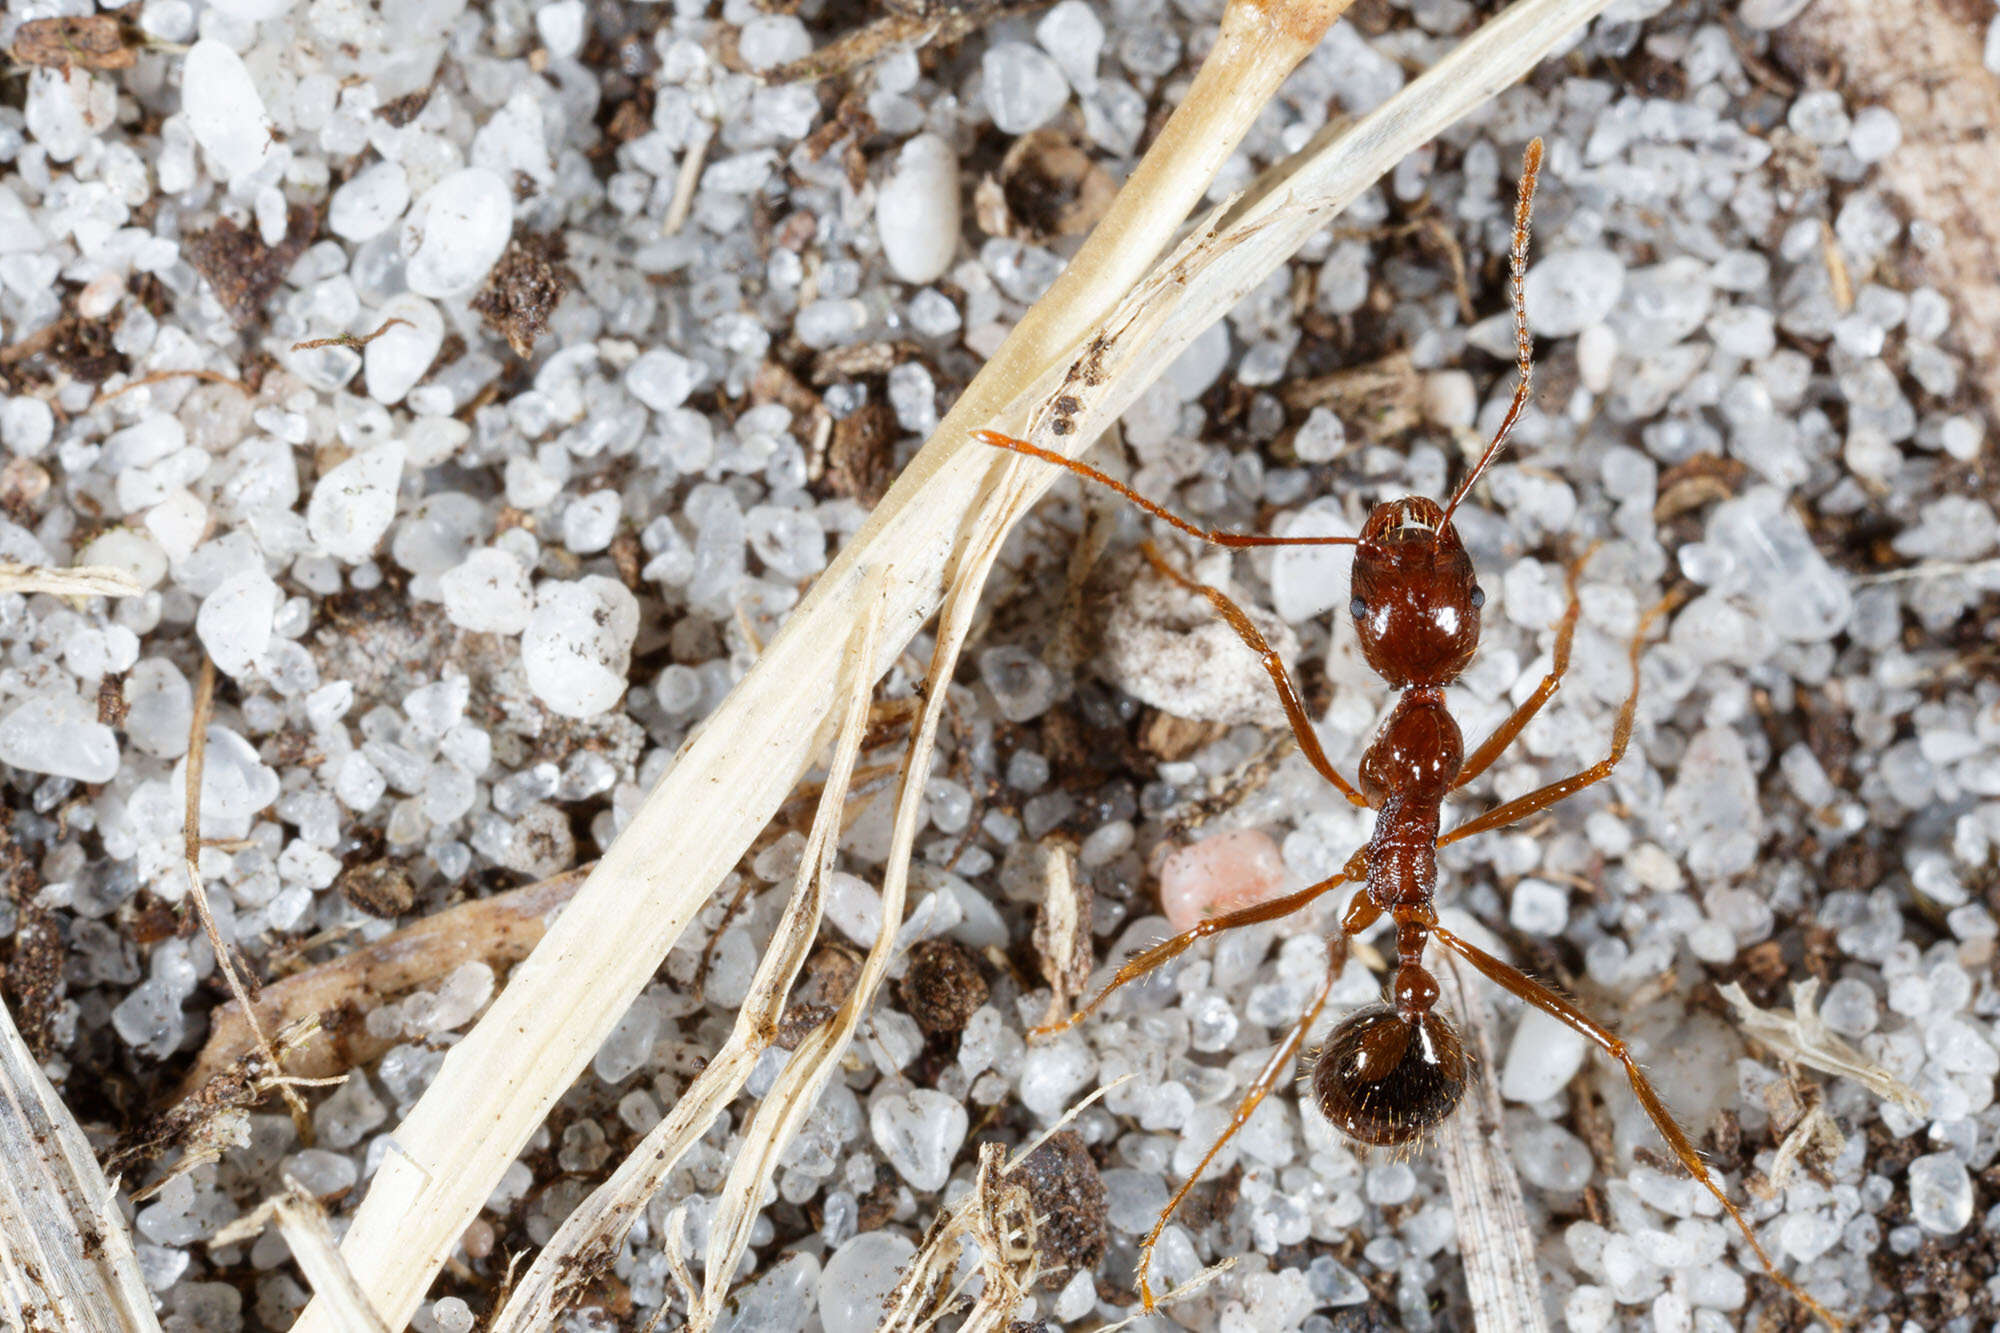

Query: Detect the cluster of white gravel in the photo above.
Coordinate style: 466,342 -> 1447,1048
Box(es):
0,0 -> 1995,1329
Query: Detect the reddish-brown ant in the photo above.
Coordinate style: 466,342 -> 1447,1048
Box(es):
976,140 -> 1838,1329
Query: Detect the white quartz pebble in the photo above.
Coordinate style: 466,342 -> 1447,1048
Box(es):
982,41 -> 1068,135
1499,1007 -> 1587,1103
196,568 -> 279,678
309,442 -> 404,561
440,548 -> 534,634
329,160 -> 410,241
875,134 -> 960,285
403,168 -> 513,298
521,576 -> 639,718
0,692 -> 120,782
182,40 -> 276,183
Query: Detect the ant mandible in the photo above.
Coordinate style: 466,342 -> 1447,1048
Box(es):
976,140 -> 1839,1329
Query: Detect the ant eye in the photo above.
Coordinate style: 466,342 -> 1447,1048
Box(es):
1311,1004 -> 1467,1146
1349,596 -> 1367,621
1469,585 -> 1486,610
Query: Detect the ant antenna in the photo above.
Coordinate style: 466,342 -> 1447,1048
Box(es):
1438,137 -> 1543,538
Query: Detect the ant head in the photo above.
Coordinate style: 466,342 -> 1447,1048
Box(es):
1309,1002 -> 1467,1147
1349,498 -> 1483,688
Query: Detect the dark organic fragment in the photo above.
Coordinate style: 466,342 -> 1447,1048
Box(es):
376,88 -> 433,127
337,858 -> 417,918
823,399 -> 898,506
998,129 -> 1116,241
182,204 -> 320,329
897,938 -> 988,1037
1,830 -> 64,1061
1002,1130 -> 1107,1285
472,232 -> 570,357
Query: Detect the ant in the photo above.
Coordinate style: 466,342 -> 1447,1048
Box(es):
976,140 -> 1838,1329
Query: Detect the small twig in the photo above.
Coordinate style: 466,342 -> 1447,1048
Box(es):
182,660 -> 312,1140
765,0 -> 1049,85
90,367 -> 246,410
0,562 -> 141,599
1855,555 -> 2000,586
290,317 -> 410,353
662,123 -> 713,238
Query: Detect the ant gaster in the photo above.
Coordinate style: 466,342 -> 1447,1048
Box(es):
977,140 -> 1839,1329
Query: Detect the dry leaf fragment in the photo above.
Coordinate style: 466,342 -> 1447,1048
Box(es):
1032,841 -> 1093,1028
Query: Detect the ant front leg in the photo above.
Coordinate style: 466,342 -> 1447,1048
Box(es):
973,431 -> 1359,552
1135,891 -> 1381,1310
1429,924 -> 1843,1331
1140,542 -> 1370,809
1452,542 -> 1598,792
1032,849 -> 1367,1039
1439,588 -> 1682,849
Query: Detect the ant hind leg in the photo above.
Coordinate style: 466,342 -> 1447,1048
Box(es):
1134,898 -> 1376,1309
1429,924 -> 1842,1330
1140,542 -> 1370,809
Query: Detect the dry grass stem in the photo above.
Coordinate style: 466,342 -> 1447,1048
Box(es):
489,575 -> 887,1332
90,367 -> 246,409
181,868 -> 590,1095
293,4 -> 1617,1325
687,497 -> 1031,1329
0,561 -> 142,599
183,659 -> 312,1139
1718,979 -> 1925,1115
1000,0 -> 1618,475
211,1179 -> 393,1333
1434,956 -> 1552,1333
0,995 -> 162,1333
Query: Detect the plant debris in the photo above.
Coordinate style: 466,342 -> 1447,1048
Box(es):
182,204 -> 320,329
471,232 -> 570,357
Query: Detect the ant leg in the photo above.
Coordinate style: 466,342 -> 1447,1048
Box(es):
1438,589 -> 1681,850
1136,892 -> 1381,1309
1429,924 -> 1843,1331
1451,542 -> 1596,792
1141,541 -> 1370,809
1033,849 -> 1366,1039
974,431 -> 1358,551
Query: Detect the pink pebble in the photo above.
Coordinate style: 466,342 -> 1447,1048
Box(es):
1158,828 -> 1288,932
